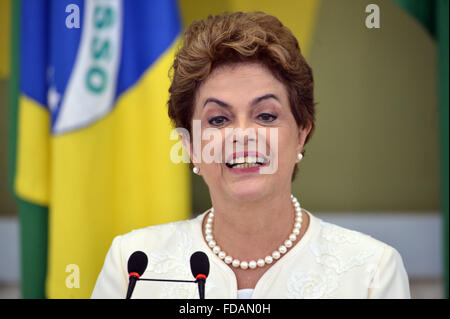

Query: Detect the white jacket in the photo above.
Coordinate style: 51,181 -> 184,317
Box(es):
91,209 -> 411,299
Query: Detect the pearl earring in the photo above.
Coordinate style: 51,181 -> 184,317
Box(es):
297,153 -> 303,161
193,166 -> 199,174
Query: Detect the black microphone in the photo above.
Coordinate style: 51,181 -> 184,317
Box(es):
126,251 -> 148,299
190,251 -> 210,299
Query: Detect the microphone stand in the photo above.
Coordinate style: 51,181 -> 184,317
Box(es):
136,277 -> 205,299
139,278 -> 196,283
195,274 -> 206,299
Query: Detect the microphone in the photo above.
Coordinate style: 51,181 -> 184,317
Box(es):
190,251 -> 210,299
126,251 -> 148,299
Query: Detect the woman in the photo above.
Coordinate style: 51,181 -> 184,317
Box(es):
92,11 -> 410,299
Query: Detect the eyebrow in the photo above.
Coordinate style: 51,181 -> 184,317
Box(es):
202,93 -> 281,108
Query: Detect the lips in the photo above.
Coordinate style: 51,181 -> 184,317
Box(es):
225,151 -> 269,169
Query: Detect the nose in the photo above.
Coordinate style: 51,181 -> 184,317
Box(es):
232,130 -> 256,146
230,116 -> 257,144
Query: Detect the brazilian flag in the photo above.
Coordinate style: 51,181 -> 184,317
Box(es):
11,0 -> 190,298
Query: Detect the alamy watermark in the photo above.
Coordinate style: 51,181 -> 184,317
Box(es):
65,264 -> 80,288
170,120 -> 280,174
65,4 -> 80,29
365,4 -> 380,29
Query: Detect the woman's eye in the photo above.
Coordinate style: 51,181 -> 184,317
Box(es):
258,113 -> 277,122
208,116 -> 228,126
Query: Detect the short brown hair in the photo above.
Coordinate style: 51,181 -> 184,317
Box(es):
168,11 -> 316,180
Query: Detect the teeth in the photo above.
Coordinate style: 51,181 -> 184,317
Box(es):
247,156 -> 257,163
227,156 -> 267,166
233,163 -> 261,169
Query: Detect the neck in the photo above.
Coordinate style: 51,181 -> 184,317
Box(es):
207,190 -> 296,259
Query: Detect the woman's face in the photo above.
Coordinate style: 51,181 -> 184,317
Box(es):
188,62 -> 311,202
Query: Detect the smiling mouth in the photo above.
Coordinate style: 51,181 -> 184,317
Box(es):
225,155 -> 269,169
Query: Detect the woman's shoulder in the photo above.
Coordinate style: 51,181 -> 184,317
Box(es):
92,213 -> 207,299
117,213 -> 204,245
292,211 -> 410,298
307,212 -> 404,267
314,216 -> 386,247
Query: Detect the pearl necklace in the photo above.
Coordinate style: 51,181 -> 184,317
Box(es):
204,194 -> 302,270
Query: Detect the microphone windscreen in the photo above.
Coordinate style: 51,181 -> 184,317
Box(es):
127,251 -> 148,276
190,251 -> 210,278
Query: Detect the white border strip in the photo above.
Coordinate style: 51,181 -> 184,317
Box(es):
0,217 -> 20,282
0,212 -> 443,282
315,212 -> 442,278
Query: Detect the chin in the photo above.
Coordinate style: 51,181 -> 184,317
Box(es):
225,179 -> 272,202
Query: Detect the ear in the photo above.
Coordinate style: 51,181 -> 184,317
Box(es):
180,132 -> 194,164
171,127 -> 193,163
296,121 -> 313,156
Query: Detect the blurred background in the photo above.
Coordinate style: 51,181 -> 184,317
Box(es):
0,0 -> 448,299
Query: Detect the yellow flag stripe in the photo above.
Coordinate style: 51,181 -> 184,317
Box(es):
14,95 -> 50,205
46,37 -> 190,298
